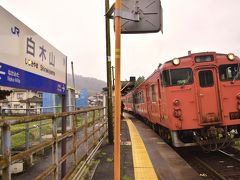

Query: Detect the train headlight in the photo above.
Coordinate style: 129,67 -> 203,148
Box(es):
173,99 -> 180,106
172,58 -> 180,66
227,53 -> 235,61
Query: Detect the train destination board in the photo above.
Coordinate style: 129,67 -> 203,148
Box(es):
0,6 -> 67,94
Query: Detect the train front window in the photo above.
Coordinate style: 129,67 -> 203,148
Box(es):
195,55 -> 214,63
162,68 -> 193,86
219,64 -> 240,81
199,70 -> 214,87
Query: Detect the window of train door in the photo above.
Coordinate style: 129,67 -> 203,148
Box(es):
197,69 -> 221,124
157,79 -> 161,117
157,79 -> 161,99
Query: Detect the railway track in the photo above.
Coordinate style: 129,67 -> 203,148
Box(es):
177,147 -> 240,179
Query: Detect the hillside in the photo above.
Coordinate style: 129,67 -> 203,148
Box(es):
67,74 -> 106,96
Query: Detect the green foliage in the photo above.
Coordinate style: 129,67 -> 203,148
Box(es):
10,120 -> 52,149
134,76 -> 145,88
122,175 -> 131,180
11,131 -> 26,148
101,152 -> 107,156
8,110 -> 103,149
106,157 -> 113,163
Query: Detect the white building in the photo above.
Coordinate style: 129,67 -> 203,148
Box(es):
0,87 -> 42,115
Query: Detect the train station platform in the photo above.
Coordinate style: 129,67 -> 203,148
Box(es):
90,113 -> 201,180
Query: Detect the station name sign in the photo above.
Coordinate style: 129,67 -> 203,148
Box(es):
0,6 -> 67,94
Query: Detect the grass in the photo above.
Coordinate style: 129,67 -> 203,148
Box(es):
81,159 -> 100,179
233,139 -> 240,150
10,119 -> 52,149
11,131 -> 26,148
101,152 -> 107,156
106,157 -> 113,163
122,175 -> 131,180
76,110 -> 103,127
1,109 -> 104,149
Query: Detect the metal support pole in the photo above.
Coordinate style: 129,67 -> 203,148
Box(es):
71,61 -> 76,111
52,117 -> 58,180
73,114 -> 77,165
93,110 -> 96,146
61,56 -> 67,179
24,102 -> 32,170
2,125 -> 11,180
114,0 -> 121,179
105,0 -> 114,144
85,112 -> 88,156
39,120 -> 42,144
25,102 -> 30,149
61,94 -> 67,178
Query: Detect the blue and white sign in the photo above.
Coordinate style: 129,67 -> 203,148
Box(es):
0,6 -> 67,94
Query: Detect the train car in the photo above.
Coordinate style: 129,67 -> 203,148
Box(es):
122,91 -> 134,112
133,70 -> 161,125
123,52 -> 240,151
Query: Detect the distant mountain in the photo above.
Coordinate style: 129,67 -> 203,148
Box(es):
67,74 -> 106,96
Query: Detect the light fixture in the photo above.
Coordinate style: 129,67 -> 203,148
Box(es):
227,53 -> 235,61
172,58 -> 180,66
173,99 -> 180,106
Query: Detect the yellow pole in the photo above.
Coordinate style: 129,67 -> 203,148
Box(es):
114,0 -> 121,179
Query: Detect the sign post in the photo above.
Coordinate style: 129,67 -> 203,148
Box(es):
114,0 -> 121,179
106,0 -> 162,179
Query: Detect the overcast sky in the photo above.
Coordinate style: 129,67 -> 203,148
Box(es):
1,0 -> 240,82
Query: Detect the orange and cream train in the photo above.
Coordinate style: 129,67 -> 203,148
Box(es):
122,52 -> 240,151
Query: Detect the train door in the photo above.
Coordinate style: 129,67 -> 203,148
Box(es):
145,85 -> 151,120
196,68 -> 221,124
157,79 -> 162,120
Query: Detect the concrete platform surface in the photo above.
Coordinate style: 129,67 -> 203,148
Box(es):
90,113 -> 201,180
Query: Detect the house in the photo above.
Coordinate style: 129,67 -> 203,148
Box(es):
0,87 -> 42,115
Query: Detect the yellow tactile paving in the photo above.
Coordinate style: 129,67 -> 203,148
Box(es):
126,119 -> 158,180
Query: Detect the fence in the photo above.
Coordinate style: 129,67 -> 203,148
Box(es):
1,105 -> 77,116
0,106 -> 107,180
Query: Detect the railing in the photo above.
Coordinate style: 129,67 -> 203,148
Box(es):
1,105 -> 76,115
0,106 -> 107,180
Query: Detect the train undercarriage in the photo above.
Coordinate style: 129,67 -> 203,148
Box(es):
148,119 -> 239,151
172,125 -> 239,151
125,111 -> 240,151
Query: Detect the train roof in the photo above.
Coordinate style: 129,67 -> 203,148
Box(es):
162,52 -> 237,65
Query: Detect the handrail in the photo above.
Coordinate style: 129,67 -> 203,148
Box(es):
0,106 -> 107,180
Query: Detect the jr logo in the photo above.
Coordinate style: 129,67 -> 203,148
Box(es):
11,26 -> 20,36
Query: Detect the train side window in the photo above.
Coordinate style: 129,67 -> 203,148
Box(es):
136,91 -> 144,104
219,64 -> 240,81
199,70 -> 214,87
141,91 -> 145,103
160,73 -> 164,87
151,85 -> 156,102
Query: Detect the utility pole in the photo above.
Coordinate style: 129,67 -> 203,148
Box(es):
112,66 -> 115,88
114,0 -> 121,179
105,0 -> 114,144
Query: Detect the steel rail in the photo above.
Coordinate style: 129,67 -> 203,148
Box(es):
193,156 -> 227,180
218,149 -> 240,163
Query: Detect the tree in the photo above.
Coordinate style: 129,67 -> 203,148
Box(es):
134,76 -> 145,88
